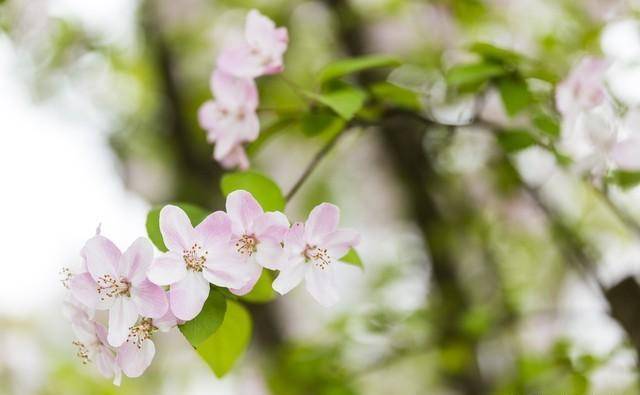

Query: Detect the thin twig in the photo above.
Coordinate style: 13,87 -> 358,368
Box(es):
285,130 -> 346,203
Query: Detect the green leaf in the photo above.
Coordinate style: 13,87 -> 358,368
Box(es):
195,300 -> 252,377
221,171 -> 285,212
304,85 -> 368,120
301,111 -> 346,138
318,55 -> 399,84
179,287 -> 227,347
469,42 -> 522,65
340,249 -> 363,269
387,64 -> 433,93
497,75 -> 532,116
533,113 -> 560,138
446,62 -> 506,87
241,270 -> 277,303
146,202 -> 210,252
608,170 -> 640,189
370,82 -> 421,110
496,129 -> 538,153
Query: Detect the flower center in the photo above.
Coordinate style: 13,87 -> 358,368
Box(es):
183,243 -> 207,272
72,341 -> 90,364
127,318 -> 156,349
96,275 -> 131,299
303,245 -> 331,270
236,234 -> 258,256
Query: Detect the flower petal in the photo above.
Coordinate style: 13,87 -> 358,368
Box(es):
107,297 -> 139,347
198,100 -> 219,131
147,252 -> 187,286
253,211 -> 289,241
119,237 -> 154,285
305,266 -> 339,307
305,203 -> 340,244
272,262 -> 307,295
255,238 -> 286,270
160,205 -> 196,252
131,280 -> 169,318
169,272 -> 210,321
84,235 -> 121,282
210,69 -> 258,110
202,252 -> 251,290
153,303 -> 182,332
70,272 -> 100,311
94,346 -> 120,383
117,339 -> 155,378
284,222 -> 306,254
226,190 -> 264,235
195,211 -> 232,247
219,145 -> 250,170
217,45 -> 264,79
229,261 -> 262,296
321,229 -> 360,260
612,136 -> 640,170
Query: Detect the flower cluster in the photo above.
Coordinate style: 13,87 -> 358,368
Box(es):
62,190 -> 359,384
556,54 -> 640,178
198,9 -> 288,169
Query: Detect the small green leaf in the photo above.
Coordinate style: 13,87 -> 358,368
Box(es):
179,287 -> 227,347
609,170 -> 640,189
318,55 -> 399,83
304,85 -> 368,120
221,171 -> 285,212
340,249 -> 363,269
533,113 -> 560,138
469,42 -> 522,65
387,64 -> 433,93
497,75 -> 532,116
301,111 -> 345,138
146,203 -> 210,252
195,301 -> 252,377
370,82 -> 421,110
446,62 -> 506,87
496,129 -> 538,153
241,270 -> 277,303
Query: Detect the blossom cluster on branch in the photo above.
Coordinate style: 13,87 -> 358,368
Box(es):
197,9 -> 288,169
62,190 -> 359,384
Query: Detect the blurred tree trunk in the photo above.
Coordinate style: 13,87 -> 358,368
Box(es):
322,1 -> 487,393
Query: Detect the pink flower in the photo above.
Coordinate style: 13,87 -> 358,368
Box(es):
273,203 -> 360,306
69,236 -> 169,347
611,135 -> 640,171
64,297 -> 122,385
146,205 -> 250,321
115,292 -> 181,378
556,57 -> 609,118
217,9 -> 288,79
225,190 -> 289,295
198,70 -> 260,161
219,145 -> 250,170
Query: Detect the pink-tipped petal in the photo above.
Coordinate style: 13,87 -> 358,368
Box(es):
160,205 -> 196,252
253,211 -> 290,240
153,304 -> 182,332
70,272 -> 100,310
273,262 -> 307,295
226,190 -> 264,235
195,211 -> 232,247
612,136 -> 640,170
321,229 -> 360,260
214,133 -> 238,161
219,145 -> 250,170
305,266 -> 339,307
147,252 -> 187,286
255,238 -> 287,270
210,69 -> 258,109
131,280 -> 169,318
94,346 -> 120,382
217,45 -> 263,79
107,297 -> 139,347
229,261 -> 262,296
169,272 -> 210,321
84,235 -> 121,282
198,100 -> 219,131
119,238 -> 154,285
284,222 -> 306,254
305,203 -> 340,244
117,339 -> 155,378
